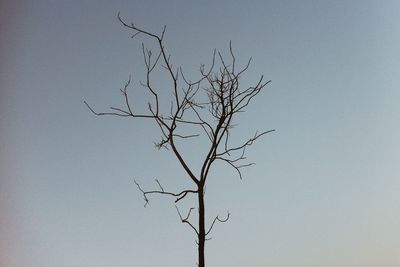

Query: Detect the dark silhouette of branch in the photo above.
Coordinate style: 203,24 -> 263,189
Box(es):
206,211 -> 230,236
134,179 -> 198,207
213,130 -> 275,179
176,206 -> 198,235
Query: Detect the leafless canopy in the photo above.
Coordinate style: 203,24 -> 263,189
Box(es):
85,13 -> 274,267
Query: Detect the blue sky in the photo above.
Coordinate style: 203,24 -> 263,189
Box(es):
1,0 -> 400,266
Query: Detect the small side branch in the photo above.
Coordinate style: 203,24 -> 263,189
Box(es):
206,211 -> 230,236
83,77 -> 158,120
215,157 -> 254,180
215,130 -> 275,179
134,179 -> 198,207
176,206 -> 198,235
216,130 -> 275,157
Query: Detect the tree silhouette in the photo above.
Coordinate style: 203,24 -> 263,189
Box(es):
85,13 -> 274,267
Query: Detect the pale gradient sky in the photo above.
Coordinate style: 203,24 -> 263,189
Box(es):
1,1 -> 400,266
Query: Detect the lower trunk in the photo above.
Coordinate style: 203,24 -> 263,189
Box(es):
198,188 -> 205,267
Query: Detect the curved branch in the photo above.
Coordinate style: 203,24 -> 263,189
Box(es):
206,211 -> 230,236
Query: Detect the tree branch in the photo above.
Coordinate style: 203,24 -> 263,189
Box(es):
134,179 -> 198,207
176,206 -> 199,235
206,211 -> 230,236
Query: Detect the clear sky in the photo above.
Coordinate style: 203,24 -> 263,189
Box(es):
1,0 -> 400,266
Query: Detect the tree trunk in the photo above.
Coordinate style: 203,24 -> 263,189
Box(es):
198,187 -> 205,267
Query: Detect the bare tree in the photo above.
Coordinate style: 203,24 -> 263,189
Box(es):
85,13 -> 274,267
